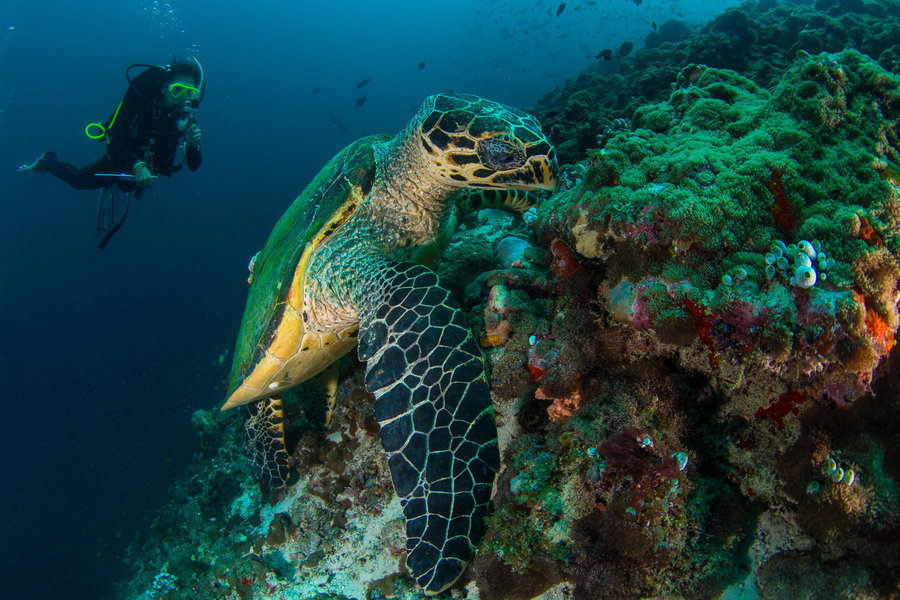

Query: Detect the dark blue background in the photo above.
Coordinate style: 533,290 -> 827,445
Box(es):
0,1 -> 732,598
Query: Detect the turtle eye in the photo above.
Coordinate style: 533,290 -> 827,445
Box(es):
477,136 -> 526,170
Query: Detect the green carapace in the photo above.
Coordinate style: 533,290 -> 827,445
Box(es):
223,92 -> 557,594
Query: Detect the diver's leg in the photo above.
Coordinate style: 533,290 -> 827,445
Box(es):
38,154 -> 113,190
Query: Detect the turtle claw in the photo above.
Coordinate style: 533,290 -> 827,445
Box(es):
245,395 -> 291,496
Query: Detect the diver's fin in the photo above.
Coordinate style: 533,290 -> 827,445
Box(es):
245,395 -> 291,495
16,152 -> 49,172
96,186 -> 130,249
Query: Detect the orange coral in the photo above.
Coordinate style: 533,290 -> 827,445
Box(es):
535,387 -> 584,423
852,289 -> 895,352
865,305 -> 895,352
857,216 -> 884,247
480,334 -> 505,348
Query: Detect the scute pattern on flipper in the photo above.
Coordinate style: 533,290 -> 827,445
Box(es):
245,396 -> 290,495
358,261 -> 500,595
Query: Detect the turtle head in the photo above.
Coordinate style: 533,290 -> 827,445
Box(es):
414,93 -> 558,191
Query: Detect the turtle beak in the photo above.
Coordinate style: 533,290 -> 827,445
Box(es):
531,153 -> 559,190
222,385 -> 258,410
494,152 -> 558,191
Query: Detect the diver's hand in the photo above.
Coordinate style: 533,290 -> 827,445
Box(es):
133,161 -> 153,190
186,123 -> 202,147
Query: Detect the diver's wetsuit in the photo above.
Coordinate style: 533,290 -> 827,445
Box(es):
40,66 -> 201,196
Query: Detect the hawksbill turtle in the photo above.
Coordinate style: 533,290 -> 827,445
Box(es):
223,92 -> 558,593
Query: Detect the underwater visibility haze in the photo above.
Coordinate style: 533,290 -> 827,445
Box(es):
2,0 -> 900,599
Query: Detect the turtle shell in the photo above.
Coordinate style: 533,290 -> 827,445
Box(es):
226,135 -> 388,402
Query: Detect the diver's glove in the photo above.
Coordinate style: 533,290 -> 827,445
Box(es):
133,161 -> 153,190
185,123 -> 202,147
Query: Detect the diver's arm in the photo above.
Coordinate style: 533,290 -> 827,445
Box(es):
133,160 -> 153,190
185,122 -> 202,171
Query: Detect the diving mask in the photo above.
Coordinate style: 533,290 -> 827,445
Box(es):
168,82 -> 201,100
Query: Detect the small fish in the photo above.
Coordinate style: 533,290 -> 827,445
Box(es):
556,2 -> 566,16
652,21 -> 657,31
356,77 -> 371,88
595,48 -> 613,60
312,87 -> 320,94
355,95 -> 367,107
618,41 -> 634,57
418,61 -> 425,70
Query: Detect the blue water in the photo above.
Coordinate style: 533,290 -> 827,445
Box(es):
0,1 -> 737,598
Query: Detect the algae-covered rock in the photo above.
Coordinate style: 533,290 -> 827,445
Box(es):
504,49 -> 900,599
538,51 -> 900,423
534,0 -> 900,164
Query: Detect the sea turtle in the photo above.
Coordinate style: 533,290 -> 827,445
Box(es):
223,92 -> 557,593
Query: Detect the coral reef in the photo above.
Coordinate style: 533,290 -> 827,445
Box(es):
537,49 -> 900,441
482,47 -> 900,599
534,0 -> 900,164
116,7 -> 900,600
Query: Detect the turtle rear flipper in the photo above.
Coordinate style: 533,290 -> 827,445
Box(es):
358,261 -> 500,595
245,395 -> 291,496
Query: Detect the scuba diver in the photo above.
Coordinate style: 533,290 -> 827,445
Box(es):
17,57 -> 205,246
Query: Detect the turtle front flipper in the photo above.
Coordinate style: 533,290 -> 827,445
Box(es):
357,261 -> 500,595
245,395 -> 291,496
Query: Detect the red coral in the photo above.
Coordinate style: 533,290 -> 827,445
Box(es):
682,297 -> 720,368
598,427 -> 654,479
596,427 -> 681,514
527,337 -> 556,381
550,238 -> 582,279
754,391 -> 807,429
528,363 -> 548,380
765,168 -> 795,236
